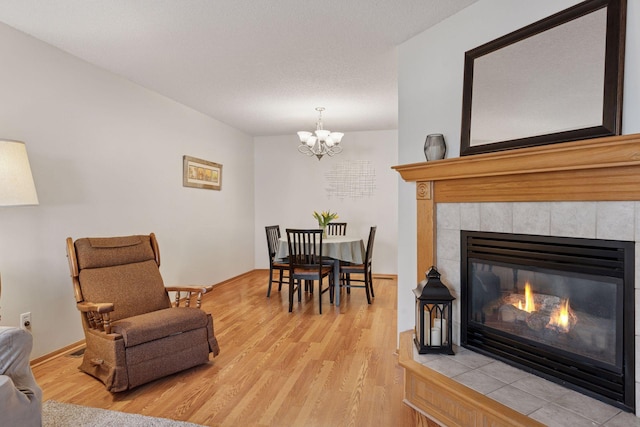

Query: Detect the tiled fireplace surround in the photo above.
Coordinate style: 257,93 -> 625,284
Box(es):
436,201 -> 638,419
394,134 -> 640,426
435,200 -> 639,369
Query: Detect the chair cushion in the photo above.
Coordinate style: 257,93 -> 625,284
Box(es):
292,266 -> 333,279
75,235 -> 155,270
111,307 -> 209,347
79,260 -> 171,321
340,263 -> 365,273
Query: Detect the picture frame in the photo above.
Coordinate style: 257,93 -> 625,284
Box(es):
183,155 -> 222,191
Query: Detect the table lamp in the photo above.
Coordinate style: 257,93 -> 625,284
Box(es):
0,140 -> 39,207
0,139 -> 39,322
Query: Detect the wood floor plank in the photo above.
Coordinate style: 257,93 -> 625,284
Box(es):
33,271 -> 432,426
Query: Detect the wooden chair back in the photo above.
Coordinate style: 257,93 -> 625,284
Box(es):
265,225 -> 281,261
327,222 -> 347,235
286,229 -> 325,268
364,226 -> 377,266
66,234 -> 170,326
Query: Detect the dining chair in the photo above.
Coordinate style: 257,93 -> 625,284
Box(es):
326,222 -> 347,236
340,226 -> 377,304
265,225 -> 289,297
286,229 -> 334,314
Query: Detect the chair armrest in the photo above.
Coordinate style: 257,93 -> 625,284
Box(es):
76,302 -> 114,313
165,285 -> 213,293
165,285 -> 213,308
76,302 -> 115,334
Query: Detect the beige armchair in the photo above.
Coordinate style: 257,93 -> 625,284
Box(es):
66,233 -> 220,392
0,327 -> 42,427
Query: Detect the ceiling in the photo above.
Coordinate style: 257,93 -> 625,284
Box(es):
0,0 -> 477,137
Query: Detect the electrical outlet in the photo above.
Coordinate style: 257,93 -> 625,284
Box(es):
20,312 -> 31,330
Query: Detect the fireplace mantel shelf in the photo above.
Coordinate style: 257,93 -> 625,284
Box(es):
393,133 -> 640,183
393,133 -> 640,203
393,133 -> 640,280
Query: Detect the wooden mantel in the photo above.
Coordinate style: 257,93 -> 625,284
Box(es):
393,133 -> 640,279
393,133 -> 640,425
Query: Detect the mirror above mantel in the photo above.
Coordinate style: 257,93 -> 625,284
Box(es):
460,0 -> 627,156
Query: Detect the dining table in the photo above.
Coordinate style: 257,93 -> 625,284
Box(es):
276,234 -> 365,307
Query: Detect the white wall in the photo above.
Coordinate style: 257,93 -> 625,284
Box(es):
397,0 -> 640,334
254,130 -> 398,275
0,22 -> 255,358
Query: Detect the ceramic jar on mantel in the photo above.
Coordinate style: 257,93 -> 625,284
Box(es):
424,134 -> 446,161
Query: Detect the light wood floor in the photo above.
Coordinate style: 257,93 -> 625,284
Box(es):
33,271 -> 436,426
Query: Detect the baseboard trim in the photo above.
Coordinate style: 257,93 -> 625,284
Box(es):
259,268 -> 397,280
31,339 -> 86,367
210,270 -> 260,290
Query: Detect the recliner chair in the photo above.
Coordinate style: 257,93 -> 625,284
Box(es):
66,233 -> 220,392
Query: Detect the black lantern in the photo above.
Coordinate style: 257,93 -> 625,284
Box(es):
413,266 -> 455,355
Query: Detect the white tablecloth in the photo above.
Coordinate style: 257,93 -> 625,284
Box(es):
276,235 -> 364,264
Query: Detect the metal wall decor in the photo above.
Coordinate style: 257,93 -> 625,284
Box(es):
324,160 -> 375,200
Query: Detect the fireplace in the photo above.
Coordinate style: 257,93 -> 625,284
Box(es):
394,135 -> 640,423
461,230 -> 635,412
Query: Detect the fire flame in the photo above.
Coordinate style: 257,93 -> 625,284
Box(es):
509,281 -> 575,333
548,299 -> 571,333
516,282 -> 536,313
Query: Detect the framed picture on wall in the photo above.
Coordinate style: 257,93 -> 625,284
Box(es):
183,155 -> 222,191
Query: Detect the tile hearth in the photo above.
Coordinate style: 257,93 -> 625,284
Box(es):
413,344 -> 639,427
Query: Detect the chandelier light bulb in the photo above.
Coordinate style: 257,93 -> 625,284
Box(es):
296,107 -> 344,160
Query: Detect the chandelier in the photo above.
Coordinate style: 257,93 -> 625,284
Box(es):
297,107 -> 344,160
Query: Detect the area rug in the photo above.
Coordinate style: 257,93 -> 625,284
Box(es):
42,400 -> 206,427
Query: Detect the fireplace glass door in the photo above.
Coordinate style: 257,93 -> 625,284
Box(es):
461,231 -> 634,412
468,261 -> 620,367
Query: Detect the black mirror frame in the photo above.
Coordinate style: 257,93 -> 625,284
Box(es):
460,0 -> 626,157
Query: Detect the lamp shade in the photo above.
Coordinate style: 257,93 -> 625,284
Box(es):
0,140 -> 39,206
329,132 -> 344,143
315,129 -> 330,140
297,131 -> 312,143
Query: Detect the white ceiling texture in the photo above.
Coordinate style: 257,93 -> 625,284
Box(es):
0,0 -> 477,136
